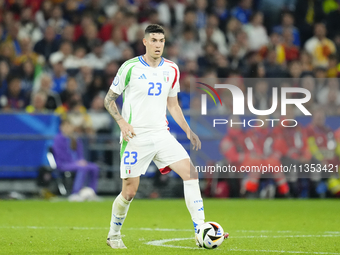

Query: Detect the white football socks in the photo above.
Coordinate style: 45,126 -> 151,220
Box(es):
108,193 -> 131,237
183,179 -> 205,233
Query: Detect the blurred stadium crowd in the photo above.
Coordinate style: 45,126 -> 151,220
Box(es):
1,0 -> 340,198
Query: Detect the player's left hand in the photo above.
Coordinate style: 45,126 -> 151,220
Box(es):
187,131 -> 201,151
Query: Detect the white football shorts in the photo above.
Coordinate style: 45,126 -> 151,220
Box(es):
120,130 -> 189,178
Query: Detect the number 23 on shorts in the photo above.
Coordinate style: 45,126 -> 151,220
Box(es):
124,151 -> 138,165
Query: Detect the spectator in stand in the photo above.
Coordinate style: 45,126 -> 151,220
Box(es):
47,5 -> 68,38
259,32 -> 285,65
64,45 -> 87,72
288,60 -> 303,87
103,28 -> 128,61
174,7 -> 197,39
157,0 -> 185,29
103,61 -> 119,89
178,26 -> 202,63
105,0 -> 137,19
52,119 -> 99,196
130,27 -> 146,57
273,105 -> 313,197
197,41 -> 218,76
0,41 -> 16,64
295,0 -> 325,46
0,76 -> 26,111
76,23 -> 99,54
317,78 -> 340,105
243,12 -> 269,52
26,91 -> 48,113
4,21 -> 22,56
61,24 -> 76,42
0,60 -> 10,99
305,23 -> 336,67
49,40 -> 73,66
225,17 -> 242,46
327,54 -> 339,77
37,73 -> 61,110
14,37 -> 42,66
199,14 -> 228,56
251,79 -> 271,111
212,0 -> 229,31
273,11 -> 300,47
60,77 -> 79,104
62,0 -> 86,24
67,94 -> 94,135
98,10 -> 126,43
18,6 -> 43,45
35,0 -> 53,30
33,26 -> 60,62
83,75 -> 106,109
19,59 -> 35,99
76,65 -> 93,95
314,66 -> 328,94
282,28 -> 300,62
259,0 -> 296,32
119,47 -> 134,66
234,30 -> 249,59
50,53 -> 68,93
125,12 -> 139,43
195,0 -> 208,29
306,108 -> 340,197
231,0 -> 253,24
88,92 -> 112,134
164,42 -> 181,67
84,39 -> 110,72
228,43 -> 245,71
300,50 -> 314,71
83,0 -> 107,28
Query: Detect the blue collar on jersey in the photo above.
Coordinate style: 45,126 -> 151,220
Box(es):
139,56 -> 164,67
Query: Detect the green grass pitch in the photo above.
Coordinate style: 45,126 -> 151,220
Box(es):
1,199 -> 340,254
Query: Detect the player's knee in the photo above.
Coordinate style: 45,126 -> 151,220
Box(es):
122,184 -> 138,200
124,188 -> 137,201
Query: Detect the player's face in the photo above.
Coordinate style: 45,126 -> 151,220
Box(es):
143,33 -> 165,59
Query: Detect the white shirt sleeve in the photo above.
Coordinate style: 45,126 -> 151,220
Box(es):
109,66 -> 127,95
168,65 -> 180,97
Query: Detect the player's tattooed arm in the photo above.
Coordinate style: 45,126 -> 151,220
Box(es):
104,90 -> 123,122
104,90 -> 136,140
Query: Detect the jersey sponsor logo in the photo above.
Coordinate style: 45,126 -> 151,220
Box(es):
138,74 -> 147,79
113,76 -> 119,86
163,71 -> 169,83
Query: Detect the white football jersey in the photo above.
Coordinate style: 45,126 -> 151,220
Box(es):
109,56 -> 180,135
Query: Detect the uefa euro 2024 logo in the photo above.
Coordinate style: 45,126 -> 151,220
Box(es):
196,82 -> 312,128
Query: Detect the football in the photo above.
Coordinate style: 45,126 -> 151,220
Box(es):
196,222 -> 225,249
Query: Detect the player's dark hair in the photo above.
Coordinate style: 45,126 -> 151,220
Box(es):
145,24 -> 165,36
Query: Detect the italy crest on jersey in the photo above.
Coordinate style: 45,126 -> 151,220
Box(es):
163,71 -> 169,83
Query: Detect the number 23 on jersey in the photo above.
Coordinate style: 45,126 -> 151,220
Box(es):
148,82 -> 162,96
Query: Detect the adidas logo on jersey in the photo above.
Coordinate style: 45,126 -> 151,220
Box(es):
138,74 -> 147,79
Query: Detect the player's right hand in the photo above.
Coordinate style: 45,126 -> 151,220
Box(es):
118,119 -> 136,141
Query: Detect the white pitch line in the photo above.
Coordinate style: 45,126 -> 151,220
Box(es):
231,234 -> 340,239
228,249 -> 340,255
146,237 -> 340,254
0,226 -> 192,232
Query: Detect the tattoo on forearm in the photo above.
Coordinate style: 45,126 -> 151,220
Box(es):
104,90 -> 123,122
